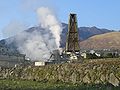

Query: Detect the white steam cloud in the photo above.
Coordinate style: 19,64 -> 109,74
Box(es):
13,7 -> 62,61
37,7 -> 62,48
15,30 -> 56,61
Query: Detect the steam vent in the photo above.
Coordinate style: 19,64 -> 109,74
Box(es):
64,13 -> 80,61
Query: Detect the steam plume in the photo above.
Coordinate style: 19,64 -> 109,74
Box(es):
13,7 -> 62,61
37,7 -> 62,48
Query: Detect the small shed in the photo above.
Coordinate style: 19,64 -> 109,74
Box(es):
35,61 -> 46,66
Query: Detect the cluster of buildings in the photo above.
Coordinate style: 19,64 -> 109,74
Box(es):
81,49 -> 120,59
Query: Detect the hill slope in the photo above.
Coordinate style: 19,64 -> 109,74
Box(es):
0,23 -> 112,52
80,32 -> 120,49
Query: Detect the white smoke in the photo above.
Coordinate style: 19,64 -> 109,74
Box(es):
37,7 -> 62,48
15,30 -> 55,60
14,7 -> 62,61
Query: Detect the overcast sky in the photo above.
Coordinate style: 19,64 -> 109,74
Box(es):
0,0 -> 120,39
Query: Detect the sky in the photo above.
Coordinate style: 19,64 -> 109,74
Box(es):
0,0 -> 120,39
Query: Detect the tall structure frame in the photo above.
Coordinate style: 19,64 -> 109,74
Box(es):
65,14 -> 80,54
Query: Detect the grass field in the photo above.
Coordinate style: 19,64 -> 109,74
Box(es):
0,79 -> 120,90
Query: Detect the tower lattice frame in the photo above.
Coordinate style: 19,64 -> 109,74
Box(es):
65,14 -> 80,53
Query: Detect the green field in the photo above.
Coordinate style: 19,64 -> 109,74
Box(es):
0,79 -> 119,90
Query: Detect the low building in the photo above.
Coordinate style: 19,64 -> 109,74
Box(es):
35,61 -> 46,66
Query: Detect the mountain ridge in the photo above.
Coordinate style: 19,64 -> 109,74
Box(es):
0,23 -> 113,52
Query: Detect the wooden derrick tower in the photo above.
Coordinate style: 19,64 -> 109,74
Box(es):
65,13 -> 80,53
